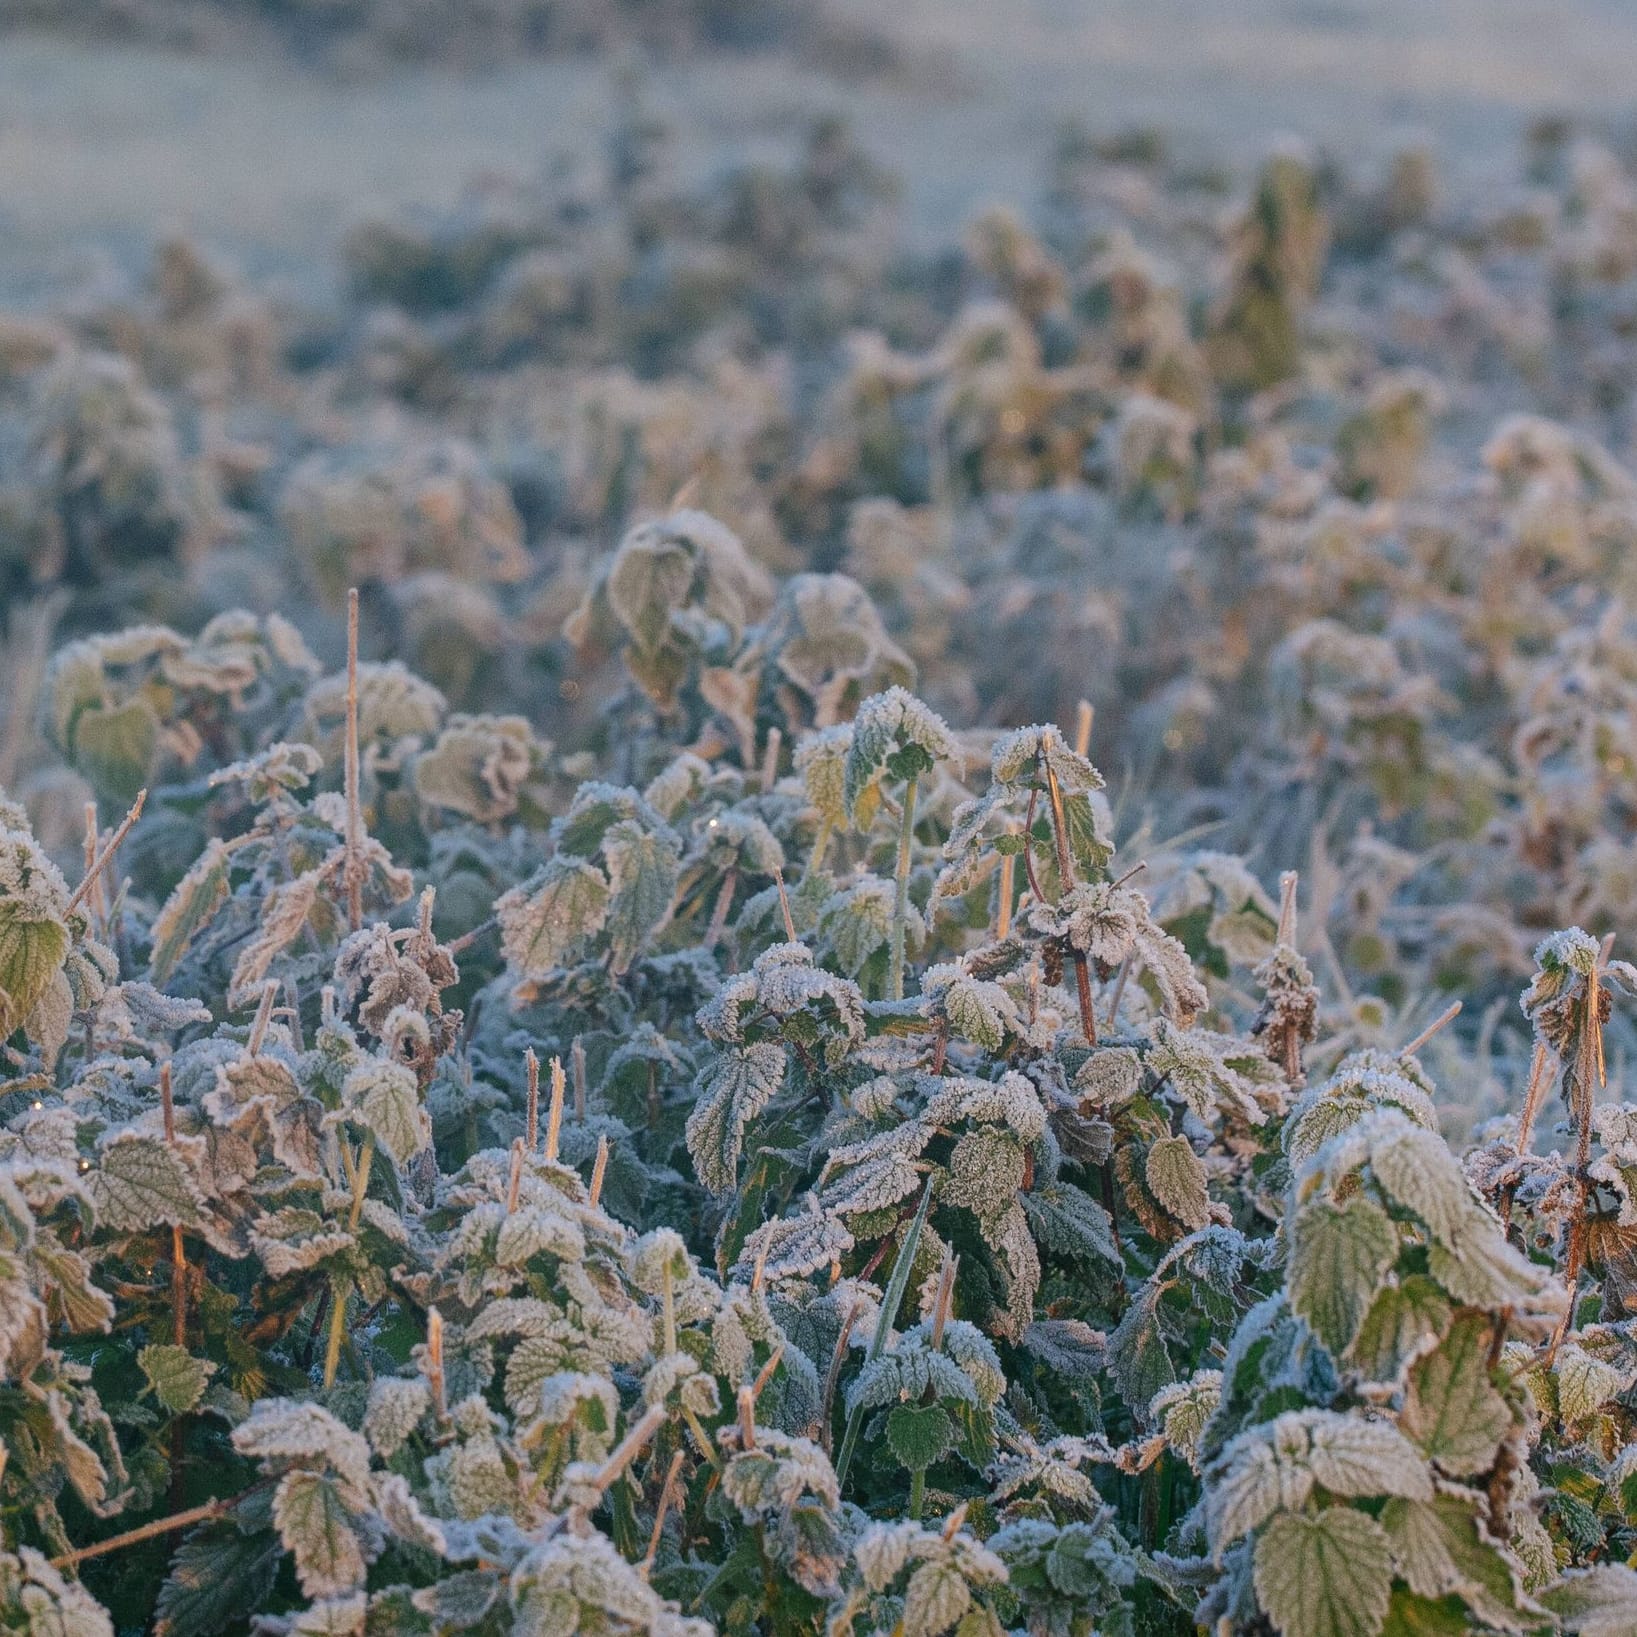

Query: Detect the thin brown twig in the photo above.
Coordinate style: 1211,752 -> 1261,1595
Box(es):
343,587 -> 364,932
66,791 -> 146,918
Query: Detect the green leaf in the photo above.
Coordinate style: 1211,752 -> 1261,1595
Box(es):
887,1403 -> 955,1471
903,1559 -> 972,1637
343,1060 -> 428,1166
72,695 -> 159,802
155,1525 -> 283,1637
1399,1314 -> 1512,1476
1146,1134 -> 1210,1230
0,904 -> 69,1039
149,839 -> 233,984
1348,1276 -> 1450,1383
1541,1564 -> 1637,1636
496,856 -> 610,979
1378,1590 -> 1472,1637
607,530 -> 694,654
685,1044 -> 785,1195
1288,1195 -> 1399,1355
91,1133 -> 203,1232
1107,1283 -> 1175,1416
1021,1181 -> 1121,1268
139,1344 -> 216,1414
601,819 -> 681,974
272,1469 -> 367,1599
1381,1493 -> 1534,1630
1253,1508 -> 1394,1637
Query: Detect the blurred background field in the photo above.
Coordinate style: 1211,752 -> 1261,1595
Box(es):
7,1 -> 1637,301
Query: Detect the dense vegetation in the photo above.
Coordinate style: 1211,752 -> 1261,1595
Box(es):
3,77 -> 1637,1637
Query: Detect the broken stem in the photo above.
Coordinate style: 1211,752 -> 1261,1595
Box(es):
343,587 -> 364,932
67,790 -> 146,918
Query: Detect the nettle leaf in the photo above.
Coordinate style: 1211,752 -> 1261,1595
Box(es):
91,1133 -> 203,1232
1540,1564 -> 1637,1637
342,1059 -> 429,1166
1021,1180 -> 1121,1268
903,1559 -> 973,1637
887,1403 -> 955,1471
1208,1412 -> 1431,1553
1381,1492 -> 1534,1630
1107,1283 -> 1174,1416
1399,1314 -> 1512,1476
843,687 -> 957,814
496,856 -> 610,979
139,1344 -> 217,1414
685,1043 -> 785,1195
1288,1195 -> 1399,1355
1348,1276 -> 1450,1383
1253,1508 -> 1394,1637
272,1469 -> 369,1599
602,819 -> 681,974
0,906 -> 69,1039
149,839 -> 233,984
154,1525 -> 284,1637
1554,1343 -> 1630,1423
1146,1135 -> 1210,1231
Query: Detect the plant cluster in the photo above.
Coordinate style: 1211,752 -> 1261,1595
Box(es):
0,565 -> 1633,1637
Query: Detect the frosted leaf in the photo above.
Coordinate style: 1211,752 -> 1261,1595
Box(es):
734,1203 -> 854,1282
627,1227 -> 691,1294
856,1520 -> 930,1589
370,1472 -> 446,1559
843,687 -> 958,815
250,1209 -> 355,1277
495,857 -> 610,980
1251,1508 -> 1393,1637
848,1338 -> 979,1413
1554,1343 -> 1631,1422
1074,1046 -> 1144,1108
233,1400 -> 372,1489
1208,1411 -> 1429,1553
413,713 -> 540,823
697,943 -> 864,1053
1035,884 -> 1207,1025
7,1548 -> 115,1637
821,1121 -> 929,1217
795,724 -> 852,830
941,1127 -> 1026,1221
1151,1371 -> 1222,1473
1348,1275 -> 1450,1384
1399,1314 -> 1513,1476
341,1059 -> 428,1166
602,818 -> 682,974
938,1319 -> 1006,1407
1287,1195 -> 1398,1355
1381,1492 -> 1539,1630
1146,1135 -> 1210,1231
989,724 -> 1102,796
1541,1564 -> 1637,1637
272,1471 -> 369,1599
138,1344 -> 215,1415
820,872 -> 923,977
686,1044 -> 786,1195
90,1133 -> 204,1233
903,1560 -> 971,1637
921,1071 -> 1046,1142
228,870 -> 326,1008
364,1376 -> 431,1459
148,839 -> 233,984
